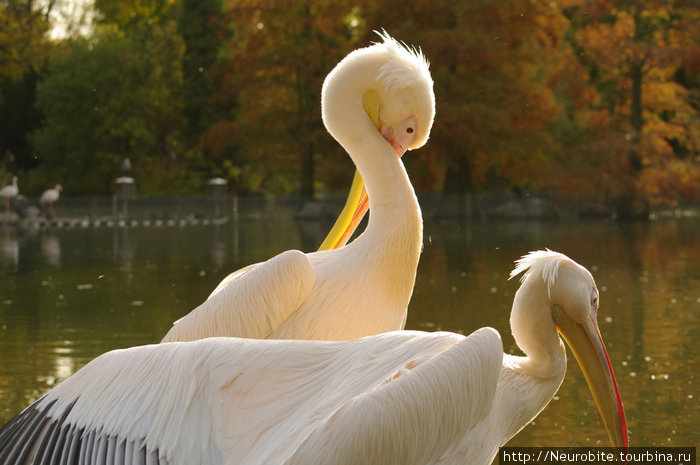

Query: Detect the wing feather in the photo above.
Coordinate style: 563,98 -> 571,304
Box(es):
161,250 -> 315,342
0,401 -> 47,463
285,327 -> 503,465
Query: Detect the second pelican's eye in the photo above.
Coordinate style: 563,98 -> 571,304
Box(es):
591,289 -> 599,310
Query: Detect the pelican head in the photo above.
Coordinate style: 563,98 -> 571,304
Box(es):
510,250 -> 628,448
372,31 -> 435,152
322,30 -> 434,156
318,31 -> 435,250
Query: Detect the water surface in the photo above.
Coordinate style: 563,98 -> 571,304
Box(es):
0,212 -> 697,450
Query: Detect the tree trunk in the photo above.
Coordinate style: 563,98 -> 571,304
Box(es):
617,61 -> 649,219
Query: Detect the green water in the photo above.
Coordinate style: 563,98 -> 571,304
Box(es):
0,214 -> 698,450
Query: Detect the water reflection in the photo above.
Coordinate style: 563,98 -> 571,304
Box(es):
0,216 -> 697,450
0,228 -> 18,272
40,231 -> 61,267
112,226 -> 136,272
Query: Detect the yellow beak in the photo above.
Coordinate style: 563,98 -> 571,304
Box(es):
317,171 -> 369,250
552,306 -> 629,448
318,90 -> 404,251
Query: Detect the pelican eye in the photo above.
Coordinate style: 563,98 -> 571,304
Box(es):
406,127 -> 414,134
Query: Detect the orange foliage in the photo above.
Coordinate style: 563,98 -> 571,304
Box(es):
194,0 -> 699,207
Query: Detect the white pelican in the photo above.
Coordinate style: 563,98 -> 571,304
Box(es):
40,184 -> 62,218
0,250 -> 627,465
0,176 -> 18,213
162,31 -> 435,342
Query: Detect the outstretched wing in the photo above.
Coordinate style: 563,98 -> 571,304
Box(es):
161,249 -> 315,342
0,330 -> 503,465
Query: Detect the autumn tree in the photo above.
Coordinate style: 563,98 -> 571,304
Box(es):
202,0 -> 359,196
566,0 -> 700,217
359,0 -> 570,200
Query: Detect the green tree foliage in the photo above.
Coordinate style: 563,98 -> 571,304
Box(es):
0,0 -> 53,179
31,22 -> 186,194
178,0 -> 225,143
0,0 -> 51,83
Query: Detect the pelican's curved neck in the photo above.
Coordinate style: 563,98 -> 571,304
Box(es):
510,277 -> 567,381
322,50 -> 420,221
321,49 -> 423,307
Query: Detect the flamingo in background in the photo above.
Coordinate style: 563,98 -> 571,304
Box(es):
162,31 -> 435,343
0,176 -> 18,213
40,184 -> 62,218
0,250 -> 627,465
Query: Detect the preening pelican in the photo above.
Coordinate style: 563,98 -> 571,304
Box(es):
0,250 -> 627,465
40,184 -> 62,218
162,31 -> 435,343
0,176 -> 18,213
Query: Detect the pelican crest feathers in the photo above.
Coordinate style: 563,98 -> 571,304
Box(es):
509,249 -> 574,298
373,30 -> 432,96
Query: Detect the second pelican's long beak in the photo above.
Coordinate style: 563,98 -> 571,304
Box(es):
552,307 -> 629,449
317,90 -> 405,251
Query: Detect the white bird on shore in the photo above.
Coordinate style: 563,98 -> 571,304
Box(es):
39,184 -> 62,218
0,250 -> 627,465
0,177 -> 18,213
162,31 -> 435,343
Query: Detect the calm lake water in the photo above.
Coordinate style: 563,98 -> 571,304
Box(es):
0,208 -> 698,451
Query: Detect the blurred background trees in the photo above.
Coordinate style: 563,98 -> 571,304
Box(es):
0,0 -> 698,216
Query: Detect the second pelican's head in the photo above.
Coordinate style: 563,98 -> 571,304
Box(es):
510,250 -> 628,449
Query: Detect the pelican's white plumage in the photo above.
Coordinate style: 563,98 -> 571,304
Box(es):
40,184 -> 62,217
0,176 -> 18,213
0,330 -> 500,465
162,32 -> 435,343
0,250 -> 627,465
